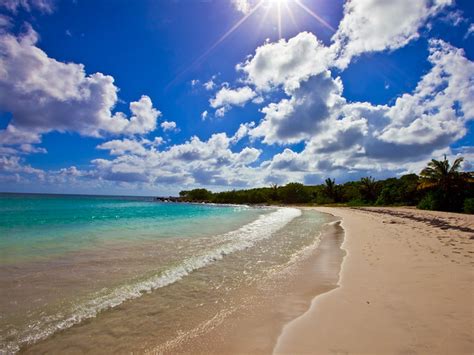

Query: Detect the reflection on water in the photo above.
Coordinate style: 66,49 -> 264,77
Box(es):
1,199 -> 332,353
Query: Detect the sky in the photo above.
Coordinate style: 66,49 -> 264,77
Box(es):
0,0 -> 473,196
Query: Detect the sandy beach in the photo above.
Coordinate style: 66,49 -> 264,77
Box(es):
275,207 -> 474,354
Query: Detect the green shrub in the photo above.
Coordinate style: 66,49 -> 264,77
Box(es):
464,198 -> 474,214
314,195 -> 334,205
347,199 -> 370,207
417,191 -> 445,211
417,194 -> 435,210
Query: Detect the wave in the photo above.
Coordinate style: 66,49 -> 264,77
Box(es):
3,207 -> 301,353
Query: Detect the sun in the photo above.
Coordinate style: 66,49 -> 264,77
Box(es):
167,0 -> 335,88
259,0 -> 334,39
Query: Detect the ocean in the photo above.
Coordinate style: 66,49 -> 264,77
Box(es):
0,193 -> 336,353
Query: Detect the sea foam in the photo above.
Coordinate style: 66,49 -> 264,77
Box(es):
5,207 -> 301,353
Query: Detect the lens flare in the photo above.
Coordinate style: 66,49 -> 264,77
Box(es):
167,0 -> 335,88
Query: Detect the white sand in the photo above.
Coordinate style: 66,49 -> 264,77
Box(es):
275,207 -> 474,354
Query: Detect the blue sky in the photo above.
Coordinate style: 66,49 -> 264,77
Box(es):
0,0 -> 473,195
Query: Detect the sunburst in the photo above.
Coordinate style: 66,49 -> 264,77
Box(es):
167,0 -> 334,88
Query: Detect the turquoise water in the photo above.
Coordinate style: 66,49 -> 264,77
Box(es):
0,193 -> 326,353
0,193 -> 262,264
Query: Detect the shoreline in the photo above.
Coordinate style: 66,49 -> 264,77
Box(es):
8,206 -> 472,353
14,208 -> 337,354
275,207 -> 474,354
150,209 -> 346,354
273,207 -> 349,353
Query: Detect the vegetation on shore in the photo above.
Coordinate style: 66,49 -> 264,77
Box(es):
177,156 -> 474,214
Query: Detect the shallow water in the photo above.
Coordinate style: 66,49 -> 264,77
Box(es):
0,194 -> 333,353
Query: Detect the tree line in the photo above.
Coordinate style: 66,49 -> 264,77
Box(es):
178,156 -> 474,213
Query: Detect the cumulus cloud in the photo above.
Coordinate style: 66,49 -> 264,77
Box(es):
377,40 -> 473,145
250,37 -> 473,179
0,0 -> 55,13
237,0 -> 452,84
91,129 -> 262,187
251,71 -> 344,144
2,0 -> 471,191
160,120 -> 179,132
210,86 -> 256,108
0,155 -> 44,177
0,14 -> 12,30
210,86 -> 256,116
230,121 -> 255,144
268,148 -> 308,172
215,107 -> 227,118
97,139 -> 149,157
0,26 -> 161,146
332,0 -> 452,68
203,76 -> 217,91
237,32 -> 333,93
97,137 -> 164,156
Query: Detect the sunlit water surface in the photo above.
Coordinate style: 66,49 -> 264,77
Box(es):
0,193 -> 330,353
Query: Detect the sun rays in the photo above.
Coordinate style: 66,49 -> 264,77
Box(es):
250,0 -> 335,40
167,0 -> 334,88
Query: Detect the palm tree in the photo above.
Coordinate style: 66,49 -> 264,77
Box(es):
359,176 -> 377,202
419,155 -> 464,192
418,155 -> 473,211
324,178 -> 337,201
269,183 -> 279,201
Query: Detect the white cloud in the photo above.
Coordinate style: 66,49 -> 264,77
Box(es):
250,38 -> 473,178
0,14 -> 12,29
210,86 -> 256,116
251,70 -> 345,144
0,155 -> 44,177
215,107 -> 228,117
268,148 -> 309,172
97,139 -> 150,157
210,86 -> 256,107
97,137 -> 165,157
0,0 -> 55,13
160,120 -> 179,132
465,24 -> 474,39
18,36 -> 470,191
237,32 -> 333,93
237,1 -> 453,91
230,122 -> 255,144
19,143 -> 47,154
252,96 -> 264,104
0,26 -> 161,147
332,0 -> 452,68
90,129 -> 263,187
203,76 -> 216,91
1,1 -> 471,191
439,9 -> 465,27
378,40 -> 473,145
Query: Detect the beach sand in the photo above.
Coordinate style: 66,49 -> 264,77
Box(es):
275,207 -> 474,354
151,215 -> 346,354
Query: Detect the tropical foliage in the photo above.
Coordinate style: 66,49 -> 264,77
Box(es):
178,156 -> 473,213
417,155 -> 473,212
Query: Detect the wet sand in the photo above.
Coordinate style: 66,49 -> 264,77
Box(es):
15,209 -> 342,354
149,217 -> 346,354
275,207 -> 474,354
